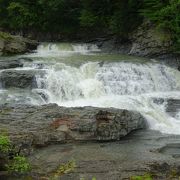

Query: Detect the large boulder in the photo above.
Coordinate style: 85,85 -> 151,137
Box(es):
0,104 -> 146,152
0,31 -> 38,55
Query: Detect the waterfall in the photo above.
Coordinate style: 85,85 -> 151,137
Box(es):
35,60 -> 180,134
36,62 -> 180,101
35,43 -> 100,56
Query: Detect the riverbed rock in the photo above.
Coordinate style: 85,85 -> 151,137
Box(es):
0,104 -> 146,152
166,99 -> 180,117
0,70 -> 37,89
178,66 -> 180,71
0,59 -> 23,69
153,97 -> 180,118
27,130 -> 180,179
0,31 -> 38,55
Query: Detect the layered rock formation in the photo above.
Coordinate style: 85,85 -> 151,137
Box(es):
0,70 -> 38,89
128,22 -> 172,57
97,22 -> 178,61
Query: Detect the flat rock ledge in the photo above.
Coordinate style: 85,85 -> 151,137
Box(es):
0,104 -> 146,153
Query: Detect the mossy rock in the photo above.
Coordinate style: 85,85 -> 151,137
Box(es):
0,31 -> 38,55
0,32 -> 14,41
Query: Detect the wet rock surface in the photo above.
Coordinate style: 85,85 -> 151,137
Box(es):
0,104 -> 146,148
0,59 -> 23,70
28,130 -> 180,180
0,70 -> 38,89
166,99 -> 180,117
153,98 -> 180,118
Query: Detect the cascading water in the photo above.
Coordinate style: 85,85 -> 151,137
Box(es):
35,62 -> 179,101
2,43 -> 180,134
33,43 -> 180,134
35,42 -> 100,56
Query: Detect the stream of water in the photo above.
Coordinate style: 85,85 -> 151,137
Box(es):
0,43 -> 180,134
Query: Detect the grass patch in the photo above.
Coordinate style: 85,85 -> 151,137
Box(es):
51,159 -> 76,178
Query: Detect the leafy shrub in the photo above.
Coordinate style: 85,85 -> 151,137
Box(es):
0,134 -> 11,153
6,155 -> 31,173
79,10 -> 98,28
0,134 -> 31,174
141,0 -> 180,51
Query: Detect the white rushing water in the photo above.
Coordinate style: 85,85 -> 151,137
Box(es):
33,44 -> 180,134
2,43 -> 180,134
34,43 -> 100,56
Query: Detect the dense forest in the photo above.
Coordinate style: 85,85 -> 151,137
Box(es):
0,0 -> 179,49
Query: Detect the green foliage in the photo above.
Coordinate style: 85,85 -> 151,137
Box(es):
37,0 -> 80,34
0,31 -> 13,40
109,0 -> 143,37
51,159 -> 76,179
0,0 -> 179,50
6,155 -> 31,173
7,2 -> 32,30
0,133 -> 31,174
0,134 -> 11,153
130,173 -> 153,180
79,10 -> 98,28
0,0 -> 142,37
141,0 -> 180,50
79,0 -> 112,29
79,0 -> 143,37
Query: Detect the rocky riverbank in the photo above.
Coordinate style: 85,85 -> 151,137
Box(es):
88,22 -> 180,68
90,22 -> 171,56
0,103 -> 180,179
0,31 -> 38,55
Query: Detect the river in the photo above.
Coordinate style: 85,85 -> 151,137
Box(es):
0,42 -> 180,135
